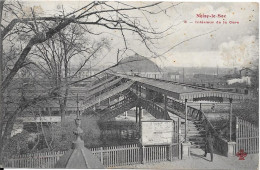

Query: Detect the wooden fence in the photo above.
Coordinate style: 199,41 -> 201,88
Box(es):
236,117 -> 259,154
143,144 -> 179,163
91,144 -> 141,167
4,151 -> 66,168
4,143 -> 179,168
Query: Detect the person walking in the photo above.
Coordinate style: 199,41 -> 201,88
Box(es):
204,131 -> 214,162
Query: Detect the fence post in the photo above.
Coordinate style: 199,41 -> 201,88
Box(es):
236,116 -> 238,153
11,159 -> 14,168
227,142 -> 236,157
38,153 -> 40,168
169,145 -> 172,162
142,146 -> 145,164
100,147 -> 104,165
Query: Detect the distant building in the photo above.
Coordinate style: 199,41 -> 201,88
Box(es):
112,53 -> 183,82
113,53 -> 163,79
226,67 -> 254,86
240,67 -> 254,77
164,72 -> 180,81
227,77 -> 251,85
69,67 -> 100,80
193,74 -> 218,79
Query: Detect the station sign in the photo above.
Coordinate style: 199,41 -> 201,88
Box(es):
141,120 -> 173,146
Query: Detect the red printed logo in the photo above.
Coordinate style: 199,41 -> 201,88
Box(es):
236,149 -> 247,160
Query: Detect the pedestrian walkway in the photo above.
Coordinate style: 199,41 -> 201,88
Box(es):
118,148 -> 259,169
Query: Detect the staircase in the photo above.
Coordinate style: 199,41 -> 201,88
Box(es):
141,99 -> 170,120
85,78 -> 123,99
180,119 -> 206,149
158,103 -> 193,120
165,98 -> 207,149
99,95 -> 137,121
140,97 -> 207,149
83,80 -> 134,110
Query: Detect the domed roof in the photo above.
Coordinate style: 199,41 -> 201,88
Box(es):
114,53 -> 161,73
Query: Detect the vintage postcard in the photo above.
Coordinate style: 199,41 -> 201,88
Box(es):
0,0 -> 258,169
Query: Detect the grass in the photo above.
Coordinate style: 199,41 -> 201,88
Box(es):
204,98 -> 258,140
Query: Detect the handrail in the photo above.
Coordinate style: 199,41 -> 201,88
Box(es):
167,98 -> 221,139
100,95 -> 137,113
109,97 -> 136,110
140,97 -> 165,111
99,97 -> 137,121
83,80 -> 134,109
138,97 -> 170,120
128,88 -> 169,119
198,109 -> 218,135
85,78 -> 123,100
186,103 -> 230,156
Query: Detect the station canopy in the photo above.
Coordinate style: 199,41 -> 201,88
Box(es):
110,73 -> 244,102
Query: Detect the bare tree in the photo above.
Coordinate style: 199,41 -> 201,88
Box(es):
1,1 -> 182,164
1,1 -> 179,91
32,24 -> 109,125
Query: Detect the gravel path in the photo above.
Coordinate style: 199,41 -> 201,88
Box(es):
117,148 -> 259,170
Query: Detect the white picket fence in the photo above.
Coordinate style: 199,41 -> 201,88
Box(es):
91,144 -> 141,167
4,151 -> 66,168
4,143 -> 179,168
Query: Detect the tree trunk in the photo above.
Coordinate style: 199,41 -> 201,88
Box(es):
60,39 -> 69,126
0,139 -> 4,167
59,66 -> 69,126
0,1 -> 4,167
0,110 -> 18,167
2,17 -> 73,92
60,77 -> 69,126
59,99 -> 66,126
62,87 -> 68,125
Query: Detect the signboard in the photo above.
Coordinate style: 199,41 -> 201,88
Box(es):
141,120 -> 173,146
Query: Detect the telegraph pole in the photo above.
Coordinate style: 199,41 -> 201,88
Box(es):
229,98 -> 233,141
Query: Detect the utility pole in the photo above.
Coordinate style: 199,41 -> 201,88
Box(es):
229,98 -> 233,142
184,99 -> 188,142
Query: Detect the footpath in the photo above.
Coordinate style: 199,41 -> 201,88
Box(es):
118,148 -> 259,170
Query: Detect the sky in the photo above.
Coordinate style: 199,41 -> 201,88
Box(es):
12,1 -> 259,69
